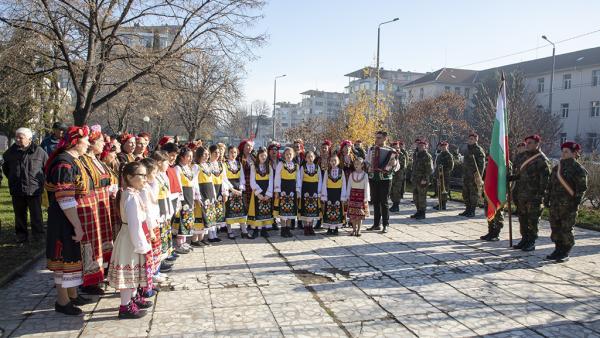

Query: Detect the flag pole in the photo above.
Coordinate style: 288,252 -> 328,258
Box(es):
507,179 -> 513,247
502,71 -> 513,248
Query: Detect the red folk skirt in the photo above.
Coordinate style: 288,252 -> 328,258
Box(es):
347,188 -> 369,220
79,192 -> 105,287
95,187 -> 114,265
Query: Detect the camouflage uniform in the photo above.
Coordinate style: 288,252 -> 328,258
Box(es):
545,158 -> 588,258
461,143 -> 485,216
390,149 -> 408,206
512,149 -> 551,249
411,149 -> 433,218
433,150 -> 454,210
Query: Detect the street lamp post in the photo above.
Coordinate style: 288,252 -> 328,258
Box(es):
375,18 -> 399,103
542,35 -> 556,115
272,74 -> 287,141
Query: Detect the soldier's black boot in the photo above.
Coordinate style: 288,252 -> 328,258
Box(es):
410,211 -> 419,218
465,207 -> 476,218
545,246 -> 560,261
433,204 -> 441,210
415,210 -> 426,220
441,201 -> 447,210
512,238 -> 526,250
521,240 -> 536,252
487,229 -> 500,242
458,208 -> 469,216
389,203 -> 399,212
382,225 -> 388,233
480,232 -> 492,241
368,224 -> 381,231
554,247 -> 570,263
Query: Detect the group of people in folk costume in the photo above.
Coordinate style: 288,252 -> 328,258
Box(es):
42,122 -> 589,320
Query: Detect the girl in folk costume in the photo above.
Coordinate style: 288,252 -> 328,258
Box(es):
195,146 -> 220,244
139,158 -> 166,284
100,141 -> 122,238
316,140 -> 332,230
80,125 -> 115,295
151,151 -> 176,265
209,144 -> 233,239
321,155 -> 347,235
172,147 -> 199,247
291,139 -> 305,230
45,126 -> 95,316
107,162 -> 154,319
267,142 -> 281,230
248,147 -> 274,238
224,145 -> 251,239
238,139 -> 255,209
339,140 -> 356,181
345,157 -> 370,237
161,143 -> 188,255
297,151 -> 322,236
275,147 -> 300,238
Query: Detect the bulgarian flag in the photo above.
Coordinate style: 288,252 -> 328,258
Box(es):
484,74 -> 509,221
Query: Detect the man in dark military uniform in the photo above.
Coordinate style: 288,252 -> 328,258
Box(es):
459,133 -> 485,217
366,131 -> 399,233
433,141 -> 454,211
510,134 -> 551,252
544,142 -> 588,262
410,140 -> 433,219
389,141 -> 408,212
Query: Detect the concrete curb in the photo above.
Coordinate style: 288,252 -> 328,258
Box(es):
0,249 -> 44,288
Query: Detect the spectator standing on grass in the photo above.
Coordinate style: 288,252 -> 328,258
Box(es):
40,122 -> 68,155
2,127 -> 48,243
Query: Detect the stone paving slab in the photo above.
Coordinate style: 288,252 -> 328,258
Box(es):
1,196 -> 600,337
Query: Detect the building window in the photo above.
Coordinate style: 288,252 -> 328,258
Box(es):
444,86 -> 450,92
563,74 -> 571,89
593,70 -> 600,86
419,88 -> 424,99
588,133 -> 598,151
560,133 -> 567,145
592,101 -> 600,117
454,87 -> 461,95
315,101 -> 324,106
561,103 -> 569,118
537,78 -> 545,93
464,88 -> 470,99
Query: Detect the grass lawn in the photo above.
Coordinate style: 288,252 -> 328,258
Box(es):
0,185 -> 46,283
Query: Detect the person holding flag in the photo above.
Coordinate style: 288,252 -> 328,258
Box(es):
459,133 -> 485,218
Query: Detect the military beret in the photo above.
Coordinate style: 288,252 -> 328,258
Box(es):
517,142 -> 526,147
468,132 -> 479,138
524,134 -> 541,143
438,141 -> 449,146
561,141 -> 581,153
417,140 -> 429,146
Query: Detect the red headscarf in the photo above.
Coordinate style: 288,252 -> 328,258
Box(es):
119,133 -> 135,145
339,140 -> 353,151
238,138 -> 254,159
100,142 -> 114,161
89,125 -> 102,142
45,125 -> 90,174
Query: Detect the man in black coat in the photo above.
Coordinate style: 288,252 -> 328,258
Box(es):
2,127 -> 48,243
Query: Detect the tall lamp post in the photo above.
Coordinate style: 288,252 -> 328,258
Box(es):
542,35 -> 556,115
272,74 -> 286,141
375,18 -> 399,103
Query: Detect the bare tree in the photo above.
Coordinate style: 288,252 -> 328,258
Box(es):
471,71 -> 562,153
0,0 -> 265,125
173,53 -> 242,140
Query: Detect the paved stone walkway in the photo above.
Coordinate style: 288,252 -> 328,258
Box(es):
1,197 -> 600,337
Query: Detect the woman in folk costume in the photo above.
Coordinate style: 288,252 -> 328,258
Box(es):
267,142 -> 281,230
315,140 -> 332,230
80,125 -> 115,295
45,126 -> 96,315
238,139 -> 255,209
224,145 -> 251,239
247,147 -> 274,238
194,146 -> 221,244
339,140 -> 356,181
345,156 -> 371,237
172,147 -> 199,246
117,133 -> 136,166
139,158 -> 165,284
291,139 -> 305,230
209,144 -> 233,239
297,151 -> 321,236
321,155 -> 347,235
107,162 -> 154,319
161,142 -> 189,255
100,141 -> 122,238
151,151 -> 176,264
275,147 -> 300,238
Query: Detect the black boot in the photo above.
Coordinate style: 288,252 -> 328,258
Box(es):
241,232 -> 254,240
521,240 -> 536,252
314,220 -> 322,229
290,219 -> 296,230
465,207 -> 476,218
389,203 -> 399,212
415,210 -> 426,220
271,222 -> 279,231
252,229 -> 260,239
554,248 -> 570,263
512,238 -> 526,249
326,228 -> 333,235
433,204 -> 441,210
487,229 -> 500,242
545,246 -> 560,260
297,220 -> 303,229
260,228 -> 270,238
368,224 -> 381,231
458,208 -> 469,216
410,212 -> 419,218
441,201 -> 447,210
480,232 -> 492,241
382,225 -> 388,233
332,228 -> 339,236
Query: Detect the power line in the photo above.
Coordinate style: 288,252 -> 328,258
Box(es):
455,27 -> 600,69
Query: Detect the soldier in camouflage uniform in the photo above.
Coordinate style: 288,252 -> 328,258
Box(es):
459,133 -> 485,217
480,161 -> 513,241
510,134 -> 551,252
410,140 -> 433,220
544,142 -> 588,262
433,141 -> 454,211
389,141 -> 408,212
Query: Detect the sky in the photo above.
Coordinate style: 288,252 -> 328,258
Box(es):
242,0 -> 600,106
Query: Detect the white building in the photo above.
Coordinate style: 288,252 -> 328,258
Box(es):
402,68 -> 478,103
299,90 -> 347,121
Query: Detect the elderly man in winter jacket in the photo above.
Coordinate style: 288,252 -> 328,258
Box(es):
2,127 -> 48,243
